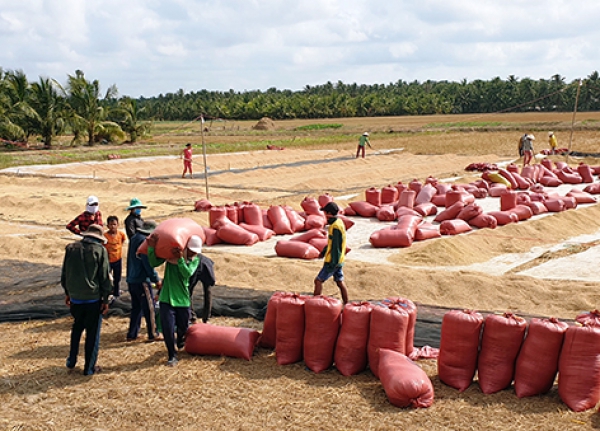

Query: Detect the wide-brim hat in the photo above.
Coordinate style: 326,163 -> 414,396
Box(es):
137,220 -> 157,235
82,224 -> 107,244
126,197 -> 147,210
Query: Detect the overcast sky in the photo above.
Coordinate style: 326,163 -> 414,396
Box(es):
1,0 -> 599,98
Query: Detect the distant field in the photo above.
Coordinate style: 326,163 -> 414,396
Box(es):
2,112 -> 600,169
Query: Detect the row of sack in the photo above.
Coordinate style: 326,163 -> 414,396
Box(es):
185,293 -> 435,409
439,310 -> 600,412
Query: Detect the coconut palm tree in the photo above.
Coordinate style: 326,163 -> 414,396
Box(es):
29,77 -> 66,148
65,70 -> 120,145
0,69 -> 37,142
114,97 -> 151,143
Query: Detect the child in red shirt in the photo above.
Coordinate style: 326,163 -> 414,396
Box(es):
104,216 -> 127,298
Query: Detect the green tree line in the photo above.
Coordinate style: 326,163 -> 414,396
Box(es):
2,67 -> 600,147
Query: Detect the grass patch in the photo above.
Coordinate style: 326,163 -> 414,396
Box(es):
294,123 -> 343,131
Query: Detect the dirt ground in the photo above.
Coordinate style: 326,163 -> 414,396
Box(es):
2,139 -> 600,429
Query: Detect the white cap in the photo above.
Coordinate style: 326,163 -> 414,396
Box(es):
548,131 -> 554,136
528,134 -> 536,140
87,195 -> 99,205
363,132 -> 369,136
187,235 -> 203,253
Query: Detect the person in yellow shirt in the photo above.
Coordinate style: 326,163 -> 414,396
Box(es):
104,216 -> 127,299
548,132 -> 558,154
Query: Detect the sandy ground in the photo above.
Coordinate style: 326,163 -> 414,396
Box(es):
1,147 -> 600,320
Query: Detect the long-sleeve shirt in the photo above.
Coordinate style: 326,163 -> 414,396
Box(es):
126,233 -> 159,285
66,211 -> 103,235
148,246 -> 199,307
124,213 -> 144,240
323,217 -> 347,268
61,237 -> 111,303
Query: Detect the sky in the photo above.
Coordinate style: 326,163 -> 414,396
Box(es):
1,0 -> 599,98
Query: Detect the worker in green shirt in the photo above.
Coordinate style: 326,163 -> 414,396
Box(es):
356,132 -> 372,158
147,234 -> 203,367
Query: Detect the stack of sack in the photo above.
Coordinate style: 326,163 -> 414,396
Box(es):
437,309 -> 600,412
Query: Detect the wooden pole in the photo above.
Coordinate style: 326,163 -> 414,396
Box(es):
201,115 -> 210,199
566,79 -> 582,163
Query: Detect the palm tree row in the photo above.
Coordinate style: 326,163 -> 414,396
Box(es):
136,73 -> 600,121
2,69 -> 600,146
0,69 -> 150,148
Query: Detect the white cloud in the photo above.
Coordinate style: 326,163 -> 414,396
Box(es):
0,0 -> 599,97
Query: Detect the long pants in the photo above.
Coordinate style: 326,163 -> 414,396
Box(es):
189,282 -> 212,323
160,302 -> 190,360
127,282 -> 156,340
67,301 -> 103,375
356,145 -> 366,158
109,260 -> 122,297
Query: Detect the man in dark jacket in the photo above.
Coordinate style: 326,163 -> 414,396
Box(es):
126,220 -> 162,341
187,254 -> 216,323
124,197 -> 147,240
61,224 -> 111,376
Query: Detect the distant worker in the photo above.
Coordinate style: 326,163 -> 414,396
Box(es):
61,224 -> 111,376
313,202 -> 349,304
124,197 -> 147,240
356,132 -> 372,158
548,132 -> 558,155
66,195 -> 103,235
518,134 -> 528,157
522,134 -> 535,166
181,143 -> 193,179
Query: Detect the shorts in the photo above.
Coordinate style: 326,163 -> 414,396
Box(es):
316,265 -> 344,282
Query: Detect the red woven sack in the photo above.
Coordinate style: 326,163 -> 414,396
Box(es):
334,301 -> 373,376
414,202 -> 438,217
477,313 -> 527,394
238,223 -> 274,241
369,215 -> 420,248
304,214 -> 326,230
415,221 -> 441,241
365,187 -> 381,206
194,198 -> 213,212
284,206 -> 306,233
583,183 -> 600,194
524,201 -> 548,215
381,185 -> 399,205
499,168 -> 518,189
242,203 -> 263,226
508,205 -> 533,221
468,214 -> 498,229
216,223 -> 259,246
577,163 -> 595,183
209,206 -> 228,228
575,310 -> 600,327
318,193 -> 334,208
434,201 -> 465,222
275,240 -> 320,259
300,196 -> 321,215
368,304 -> 409,378
566,190 -> 596,204
202,226 -> 222,246
303,296 -> 343,373
268,205 -> 294,235
415,183 -> 436,205
456,204 -> 482,222
275,294 -> 306,365
398,189 -> 416,209
383,297 -> 417,356
438,310 -> 484,392
290,228 -> 327,243
349,201 -> 378,217
487,211 -> 518,226
500,190 -> 517,211
376,205 -> 396,221
514,317 -> 568,398
185,323 -> 259,361
258,291 -> 288,348
439,219 -> 472,235
558,325 -> 600,412
137,218 -> 206,261
337,214 -> 355,230
378,349 -> 434,408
